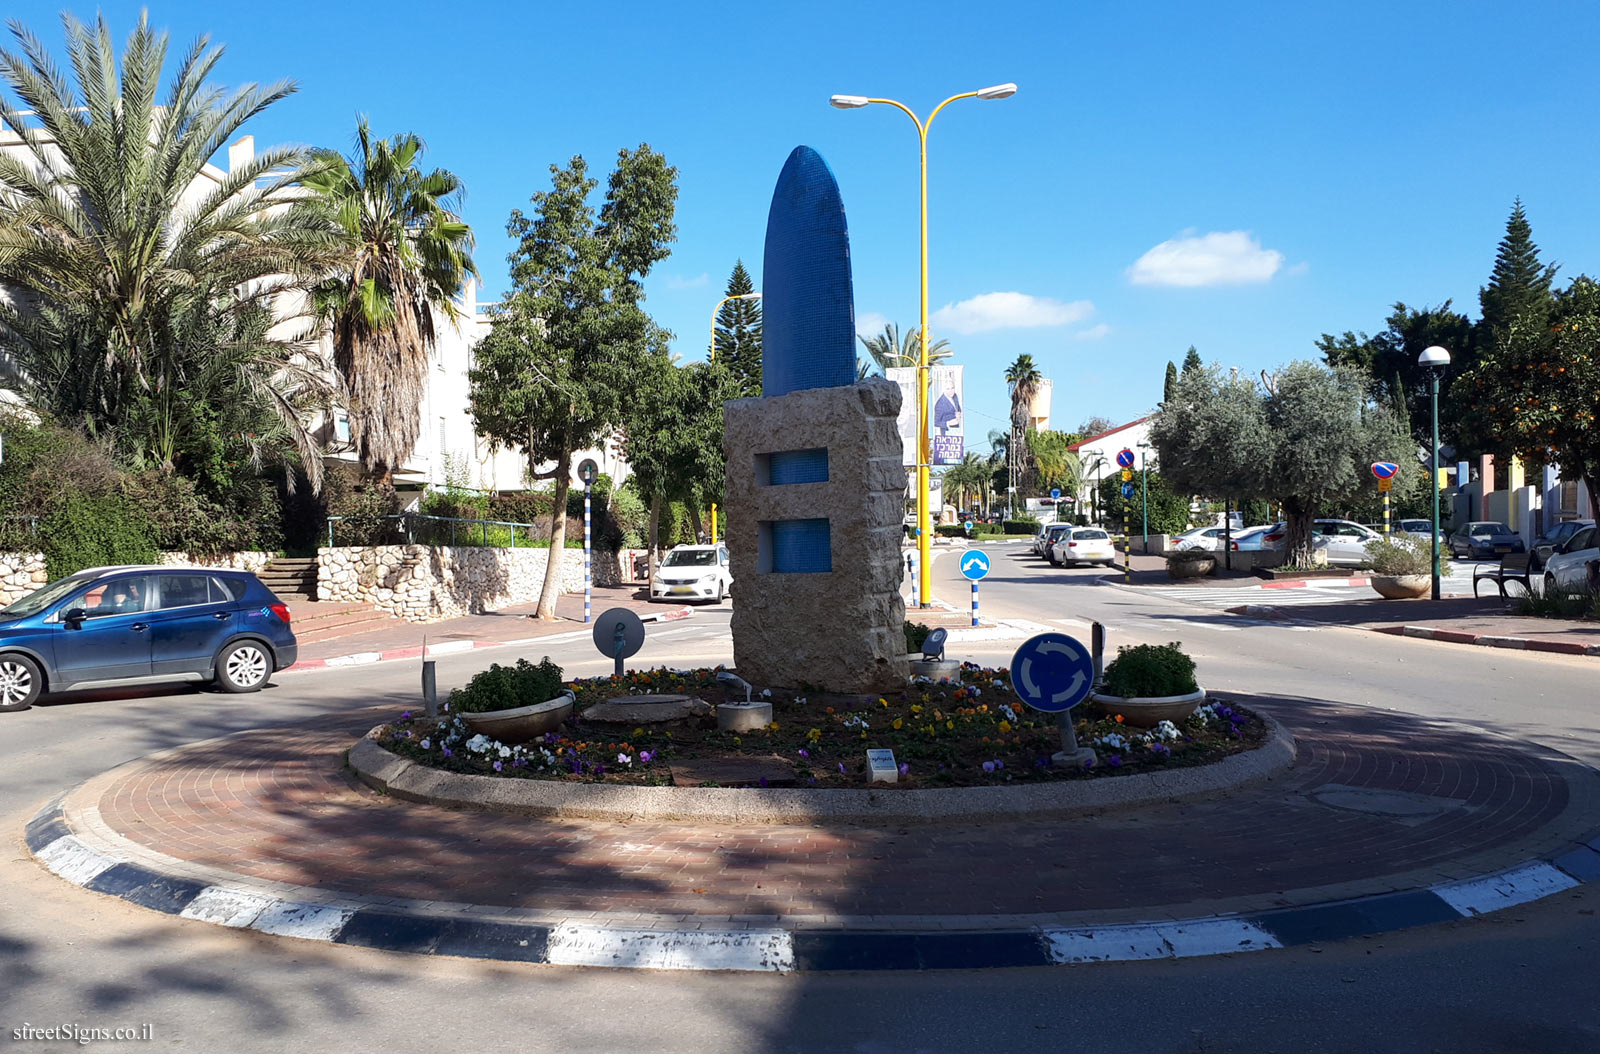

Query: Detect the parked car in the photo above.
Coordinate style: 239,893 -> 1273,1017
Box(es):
1543,524 -> 1600,594
1530,519 -> 1596,572
650,544 -> 732,603
1257,520 -> 1373,565
1448,521 -> 1526,560
1227,525 -> 1277,551
1049,527 -> 1118,567
1170,526 -> 1229,551
1396,518 -> 1435,538
1032,522 -> 1072,558
0,566 -> 297,712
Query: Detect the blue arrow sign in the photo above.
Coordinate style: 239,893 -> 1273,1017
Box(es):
1050,488 -> 1061,499
959,548 -> 991,581
1116,448 -> 1135,468
1010,633 -> 1095,713
1121,481 -> 1135,499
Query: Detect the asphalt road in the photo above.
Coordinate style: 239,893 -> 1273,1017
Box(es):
4,551 -> 1598,1054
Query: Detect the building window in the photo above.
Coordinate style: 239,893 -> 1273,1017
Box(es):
438,417 -> 447,460
334,413 -> 351,442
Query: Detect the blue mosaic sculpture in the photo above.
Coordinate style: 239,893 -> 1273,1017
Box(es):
760,145 -> 857,398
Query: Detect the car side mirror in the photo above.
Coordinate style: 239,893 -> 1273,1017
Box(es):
63,607 -> 87,625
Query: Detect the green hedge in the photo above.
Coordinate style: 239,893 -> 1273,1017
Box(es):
41,492 -> 160,580
1003,518 -> 1041,535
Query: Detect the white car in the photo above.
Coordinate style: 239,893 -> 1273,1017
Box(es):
1032,522 -> 1072,558
1258,519 -> 1378,566
650,544 -> 732,603
1543,523 -> 1600,594
1049,527 -> 1118,567
1170,526 -> 1229,551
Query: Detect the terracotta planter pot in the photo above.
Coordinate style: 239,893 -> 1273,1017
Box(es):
1370,574 -> 1431,599
460,693 -> 575,743
1166,555 -> 1216,579
1088,688 -> 1206,728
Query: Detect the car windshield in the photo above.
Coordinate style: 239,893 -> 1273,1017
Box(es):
663,550 -> 717,567
0,573 -> 96,619
1472,523 -> 1510,535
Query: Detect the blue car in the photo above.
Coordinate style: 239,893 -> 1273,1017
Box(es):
0,565 -> 298,712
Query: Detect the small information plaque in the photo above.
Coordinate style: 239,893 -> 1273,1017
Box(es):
867,748 -> 898,784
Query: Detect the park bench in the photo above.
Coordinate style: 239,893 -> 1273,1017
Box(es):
1473,552 -> 1533,599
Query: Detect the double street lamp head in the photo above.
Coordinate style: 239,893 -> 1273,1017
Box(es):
829,94 -> 870,109
975,82 -> 1019,100
829,84 -> 1018,110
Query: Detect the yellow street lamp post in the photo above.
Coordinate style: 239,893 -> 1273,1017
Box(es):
708,291 -> 762,545
830,83 -> 1017,608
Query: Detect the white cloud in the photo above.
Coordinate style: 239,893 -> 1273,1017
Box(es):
665,273 -> 710,290
1073,323 -> 1111,341
929,292 -> 1094,335
1126,230 -> 1284,287
855,311 -> 891,338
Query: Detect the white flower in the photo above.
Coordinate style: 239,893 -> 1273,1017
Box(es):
419,738 -> 431,750
999,704 -> 1018,723
762,689 -> 772,698
1154,720 -> 1181,741
465,734 -> 492,754
497,745 -> 512,759
617,753 -> 632,765
1096,732 -> 1130,751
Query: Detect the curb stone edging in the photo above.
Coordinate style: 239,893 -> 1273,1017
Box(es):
347,710 -> 1298,825
285,606 -> 696,672
1373,624 -> 1600,657
24,789 -> 1600,972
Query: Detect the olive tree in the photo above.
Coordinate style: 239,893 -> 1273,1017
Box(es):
1152,360 -> 1409,564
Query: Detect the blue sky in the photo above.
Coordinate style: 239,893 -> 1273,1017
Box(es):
8,1 -> 1599,452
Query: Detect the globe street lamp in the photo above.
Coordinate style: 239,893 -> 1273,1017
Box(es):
830,84 -> 1017,608
1419,345 -> 1452,600
708,292 -> 761,545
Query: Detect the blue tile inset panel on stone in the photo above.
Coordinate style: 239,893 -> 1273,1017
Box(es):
761,145 -> 856,398
771,519 -> 833,573
768,448 -> 829,486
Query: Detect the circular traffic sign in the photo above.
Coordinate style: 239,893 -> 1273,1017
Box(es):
1371,462 -> 1398,480
1050,488 -> 1061,499
1116,448 -> 1135,468
1009,633 -> 1095,713
1121,481 -> 1135,499
963,520 -> 974,530
959,548 -> 991,581
593,607 -> 645,660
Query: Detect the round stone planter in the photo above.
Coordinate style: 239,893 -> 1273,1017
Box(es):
1166,554 -> 1216,579
459,693 -> 575,743
1088,688 -> 1206,729
1370,574 -> 1431,599
909,658 -> 961,681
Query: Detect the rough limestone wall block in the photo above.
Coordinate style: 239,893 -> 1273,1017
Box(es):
314,544 -> 592,623
723,378 -> 909,693
0,551 -> 48,605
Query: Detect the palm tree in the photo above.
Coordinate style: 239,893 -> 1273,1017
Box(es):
856,322 -> 953,375
307,120 -> 477,488
0,13 -> 342,484
1004,354 -> 1043,494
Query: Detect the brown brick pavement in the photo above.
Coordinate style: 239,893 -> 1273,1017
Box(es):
85,697 -> 1600,922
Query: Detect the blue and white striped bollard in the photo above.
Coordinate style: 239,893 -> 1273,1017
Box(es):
971,580 -> 979,627
583,482 -> 592,624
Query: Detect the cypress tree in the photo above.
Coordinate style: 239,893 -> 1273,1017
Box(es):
1163,360 -> 1178,402
713,260 -> 763,396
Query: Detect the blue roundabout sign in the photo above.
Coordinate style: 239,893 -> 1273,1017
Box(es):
1009,632 -> 1095,714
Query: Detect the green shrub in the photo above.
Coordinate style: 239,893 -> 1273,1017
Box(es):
41,492 -> 160,579
1517,584 -> 1600,621
609,485 -> 647,549
449,657 -> 568,714
321,463 -> 400,546
1003,517 -> 1041,535
1101,642 -> 1198,699
973,522 -> 1002,536
1366,533 -> 1450,577
904,621 -> 932,652
935,524 -> 968,537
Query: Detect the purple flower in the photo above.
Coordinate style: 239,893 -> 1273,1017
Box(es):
399,710 -> 412,721
898,763 -> 909,776
442,702 -> 450,712
493,760 -> 503,772
1107,754 -> 1123,768
639,750 -> 653,763
838,762 -> 846,774
798,748 -> 810,758
595,764 -> 606,776
982,761 -> 996,774
758,777 -> 770,788
994,760 -> 1004,771
442,747 -> 453,758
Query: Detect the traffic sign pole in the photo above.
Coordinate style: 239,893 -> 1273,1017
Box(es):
971,580 -> 979,627
584,481 -> 592,624
1117,449 -> 1135,582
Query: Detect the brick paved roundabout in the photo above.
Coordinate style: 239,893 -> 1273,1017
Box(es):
26,695 -> 1600,971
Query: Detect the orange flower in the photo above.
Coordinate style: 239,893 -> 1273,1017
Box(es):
1114,714 -> 1124,724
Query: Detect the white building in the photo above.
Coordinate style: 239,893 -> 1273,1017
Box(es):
1067,416 -> 1155,519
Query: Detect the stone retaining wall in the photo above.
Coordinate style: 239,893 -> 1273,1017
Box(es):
317,545 -> 622,623
0,550 -> 278,605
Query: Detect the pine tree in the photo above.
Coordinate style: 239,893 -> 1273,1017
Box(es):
1163,361 -> 1179,402
713,260 -> 763,396
1181,346 -> 1203,376
1478,198 -> 1558,347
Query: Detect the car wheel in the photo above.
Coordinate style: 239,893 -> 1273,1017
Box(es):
715,583 -> 726,604
1544,573 -> 1558,597
215,640 -> 272,693
0,653 -> 43,712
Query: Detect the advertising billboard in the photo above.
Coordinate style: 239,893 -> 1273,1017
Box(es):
884,364 -> 963,467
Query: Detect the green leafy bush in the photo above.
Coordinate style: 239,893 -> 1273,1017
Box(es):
935,524 -> 968,537
320,463 -> 400,546
1365,532 -> 1451,576
448,657 -> 568,714
904,621 -> 932,652
1003,517 -> 1041,535
41,492 -> 160,579
1101,642 -> 1198,699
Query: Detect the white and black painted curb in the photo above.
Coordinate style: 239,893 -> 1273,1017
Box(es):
25,797 -> 1600,972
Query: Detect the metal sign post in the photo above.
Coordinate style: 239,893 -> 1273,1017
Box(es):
593,607 -> 645,679
1011,632 -> 1098,769
1372,462 -> 1398,536
579,459 -> 598,623
1117,449 -> 1135,581
960,548 -> 990,628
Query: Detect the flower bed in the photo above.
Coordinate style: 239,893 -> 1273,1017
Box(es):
374,665 -> 1267,788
